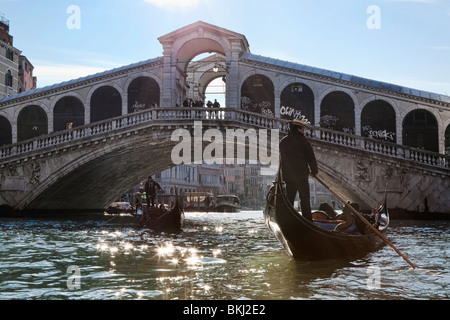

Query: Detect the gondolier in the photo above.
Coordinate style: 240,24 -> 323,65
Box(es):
279,117 -> 318,221
144,176 -> 162,207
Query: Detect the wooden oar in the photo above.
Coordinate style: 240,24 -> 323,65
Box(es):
314,175 -> 417,270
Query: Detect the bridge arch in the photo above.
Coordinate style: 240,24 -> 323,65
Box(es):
279,82 -> 315,123
361,99 -> 397,143
240,73 -> 275,116
175,37 -> 228,74
402,109 -> 439,152
127,76 -> 161,113
319,90 -> 356,134
17,105 -> 48,142
0,115 -> 12,146
89,85 -> 123,123
53,96 -> 85,132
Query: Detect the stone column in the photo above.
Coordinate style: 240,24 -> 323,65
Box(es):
226,40 -> 242,109
161,42 -> 174,108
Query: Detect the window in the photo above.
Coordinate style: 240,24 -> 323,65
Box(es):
5,70 -> 12,87
6,49 -> 14,61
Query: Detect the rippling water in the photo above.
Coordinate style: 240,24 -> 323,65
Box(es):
0,211 -> 448,300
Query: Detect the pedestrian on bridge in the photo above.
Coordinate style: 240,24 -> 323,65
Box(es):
279,117 -> 318,221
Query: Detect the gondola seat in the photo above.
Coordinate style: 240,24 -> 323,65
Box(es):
313,218 -> 361,235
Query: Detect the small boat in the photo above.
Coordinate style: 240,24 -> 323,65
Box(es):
184,192 -> 214,212
213,195 -> 241,213
104,201 -> 133,215
135,195 -> 184,232
264,178 -> 389,260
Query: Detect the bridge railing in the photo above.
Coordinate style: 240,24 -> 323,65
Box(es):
0,107 -> 279,160
307,125 -> 450,170
1,107 -> 449,171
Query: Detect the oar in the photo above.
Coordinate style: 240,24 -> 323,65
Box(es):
314,175 -> 417,270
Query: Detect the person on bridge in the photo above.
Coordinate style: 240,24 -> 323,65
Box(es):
144,176 -> 162,207
279,117 -> 318,221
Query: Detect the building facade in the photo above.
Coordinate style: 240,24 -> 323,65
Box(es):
18,55 -> 37,93
0,16 -> 21,99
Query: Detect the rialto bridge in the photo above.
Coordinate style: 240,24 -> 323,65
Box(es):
0,21 -> 449,216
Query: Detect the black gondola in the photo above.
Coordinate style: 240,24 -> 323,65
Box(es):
263,176 -> 389,260
135,198 -> 184,232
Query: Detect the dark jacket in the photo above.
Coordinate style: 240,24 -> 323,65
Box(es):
145,180 -> 161,196
279,128 -> 318,182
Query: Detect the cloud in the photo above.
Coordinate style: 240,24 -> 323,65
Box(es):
142,0 -> 201,8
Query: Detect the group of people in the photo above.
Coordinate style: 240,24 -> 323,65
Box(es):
133,176 -> 166,220
182,98 -> 221,109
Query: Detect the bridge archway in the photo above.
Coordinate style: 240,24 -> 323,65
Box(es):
17,105 -> 48,141
158,21 -> 250,108
53,96 -> 85,132
90,86 -> 122,123
177,38 -> 227,73
320,91 -> 355,134
361,100 -> 396,143
280,82 -> 315,122
0,115 -> 12,146
127,76 -> 160,113
240,74 -> 275,116
183,53 -> 226,107
402,109 -> 439,152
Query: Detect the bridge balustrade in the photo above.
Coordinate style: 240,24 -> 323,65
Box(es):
1,107 -> 449,171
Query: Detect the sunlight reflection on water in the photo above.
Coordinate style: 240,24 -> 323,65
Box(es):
0,212 -> 449,300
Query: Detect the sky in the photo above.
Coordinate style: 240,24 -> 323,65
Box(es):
1,0 -> 449,97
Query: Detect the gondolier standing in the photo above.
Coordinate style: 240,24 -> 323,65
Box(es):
144,176 -> 162,207
279,117 -> 318,221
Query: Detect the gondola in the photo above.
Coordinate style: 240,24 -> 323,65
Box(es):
263,177 -> 389,260
104,202 -> 134,215
135,198 -> 184,232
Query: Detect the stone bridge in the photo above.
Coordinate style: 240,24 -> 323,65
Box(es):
0,107 -> 449,216
1,21 -> 449,216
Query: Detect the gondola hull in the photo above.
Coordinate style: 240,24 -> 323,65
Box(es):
264,183 -> 388,260
138,201 -> 184,232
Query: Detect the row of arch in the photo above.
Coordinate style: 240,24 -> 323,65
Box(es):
241,75 -> 444,153
0,74 -> 448,154
0,76 -> 160,145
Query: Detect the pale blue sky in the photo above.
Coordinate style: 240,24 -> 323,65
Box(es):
1,0 -> 449,96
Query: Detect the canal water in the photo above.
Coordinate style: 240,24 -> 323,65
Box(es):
0,211 -> 448,300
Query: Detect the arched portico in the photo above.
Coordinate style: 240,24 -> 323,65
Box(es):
361,100 -> 397,143
127,76 -> 160,113
240,74 -> 275,116
90,85 -> 122,123
53,96 -> 85,132
403,109 -> 439,152
0,115 -> 12,146
17,105 -> 48,141
319,91 -> 356,134
158,21 -> 250,109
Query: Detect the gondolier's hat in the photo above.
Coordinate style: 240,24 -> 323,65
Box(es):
291,116 -> 311,128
